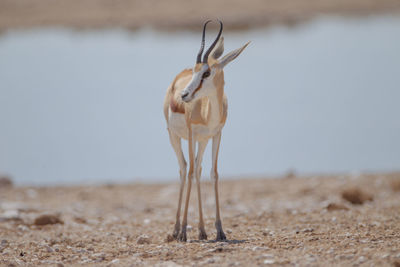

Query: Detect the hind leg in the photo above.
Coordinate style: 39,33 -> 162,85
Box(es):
168,130 -> 187,239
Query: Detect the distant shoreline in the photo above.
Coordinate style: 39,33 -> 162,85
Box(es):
0,0 -> 399,32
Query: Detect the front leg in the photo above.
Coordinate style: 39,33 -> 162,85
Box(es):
211,131 -> 226,241
195,140 -> 209,240
178,123 -> 196,242
167,130 -> 187,239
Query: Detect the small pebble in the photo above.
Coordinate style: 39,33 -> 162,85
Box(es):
137,235 -> 151,244
326,203 -> 349,211
91,252 -> 106,262
110,258 -> 120,264
17,225 -> 29,232
74,217 -> 87,224
34,214 -> 63,226
263,254 -> 274,258
263,259 -> 275,264
341,188 -> 373,205
1,210 -> 20,220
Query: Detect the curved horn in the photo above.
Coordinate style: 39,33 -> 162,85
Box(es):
202,20 -> 223,63
196,20 -> 212,64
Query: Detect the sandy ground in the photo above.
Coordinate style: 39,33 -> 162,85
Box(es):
1,173 -> 400,266
1,0 -> 400,32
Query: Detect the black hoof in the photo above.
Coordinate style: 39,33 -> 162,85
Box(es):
172,222 -> 180,239
178,231 -> 187,242
198,230 -> 208,240
216,231 -> 226,241
172,231 -> 179,239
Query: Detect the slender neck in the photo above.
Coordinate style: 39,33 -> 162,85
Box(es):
207,83 -> 224,126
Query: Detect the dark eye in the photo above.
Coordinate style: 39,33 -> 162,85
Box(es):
202,71 -> 210,79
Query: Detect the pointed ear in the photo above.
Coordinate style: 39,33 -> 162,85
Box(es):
218,41 -> 250,69
210,36 -> 224,60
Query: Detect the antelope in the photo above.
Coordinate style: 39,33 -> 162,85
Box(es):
163,20 -> 249,242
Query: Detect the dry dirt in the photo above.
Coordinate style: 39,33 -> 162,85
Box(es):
1,0 -> 400,32
1,173 -> 400,266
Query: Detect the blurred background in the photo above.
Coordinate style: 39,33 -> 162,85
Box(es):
0,0 -> 400,185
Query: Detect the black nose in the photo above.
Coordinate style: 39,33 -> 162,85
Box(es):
182,92 -> 189,99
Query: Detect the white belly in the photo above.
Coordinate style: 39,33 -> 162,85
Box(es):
168,110 -> 223,141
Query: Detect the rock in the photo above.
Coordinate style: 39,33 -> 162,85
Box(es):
204,258 -> 216,264
155,261 -> 183,267
110,258 -> 120,264
326,203 -> 349,211
80,259 -> 91,264
17,225 -> 29,231
341,188 -> 373,205
357,256 -> 366,263
34,214 -> 63,226
263,259 -> 275,264
263,254 -> 274,258
335,254 -> 354,260
137,235 -> 151,244
143,207 -> 153,213
0,240 -> 9,252
44,245 -> 54,253
0,210 -> 21,221
0,176 -> 13,187
74,217 -> 87,224
91,252 -> 106,262
262,229 -> 275,236
209,247 -> 225,253
390,179 -> 400,192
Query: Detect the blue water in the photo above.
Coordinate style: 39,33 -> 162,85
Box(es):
0,16 -> 400,185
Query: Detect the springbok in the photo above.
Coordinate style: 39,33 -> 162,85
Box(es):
163,20 -> 249,242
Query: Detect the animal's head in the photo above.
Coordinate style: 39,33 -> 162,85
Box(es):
181,20 -> 250,103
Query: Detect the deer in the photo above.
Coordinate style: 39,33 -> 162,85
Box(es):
163,20 -> 249,242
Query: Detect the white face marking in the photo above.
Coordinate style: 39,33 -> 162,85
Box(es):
181,64 -> 210,102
